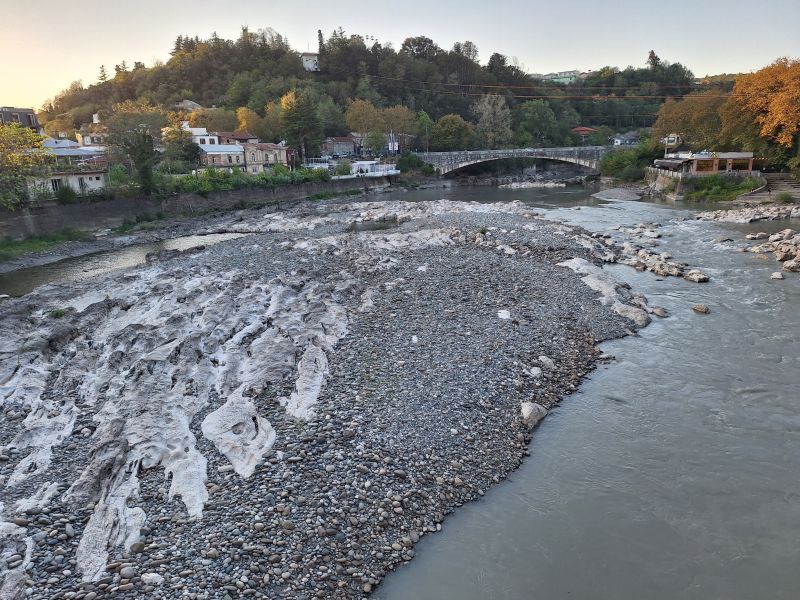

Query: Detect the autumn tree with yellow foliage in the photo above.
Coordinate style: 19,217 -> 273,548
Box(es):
730,58 -> 800,161
0,124 -> 49,209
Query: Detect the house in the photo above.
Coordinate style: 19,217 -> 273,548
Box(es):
1,107 -> 42,132
242,143 -> 289,173
301,52 -> 320,72
175,99 -> 203,111
612,131 -> 640,146
542,70 -> 581,84
216,131 -> 260,145
76,121 -> 109,148
198,143 -> 245,171
322,136 -> 356,156
571,126 -> 598,142
653,151 -> 755,175
29,138 -> 108,197
180,122 -> 219,145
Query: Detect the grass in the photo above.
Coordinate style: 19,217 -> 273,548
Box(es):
47,308 -> 66,318
0,228 -> 89,262
113,212 -> 166,233
684,175 -> 765,201
776,191 -> 795,204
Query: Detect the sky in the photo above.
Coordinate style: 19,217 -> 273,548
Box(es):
2,0 -> 799,109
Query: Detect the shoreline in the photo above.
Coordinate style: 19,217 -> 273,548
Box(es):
0,198 -> 654,598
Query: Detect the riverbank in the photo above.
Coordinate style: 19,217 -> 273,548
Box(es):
0,198 -> 654,599
0,180 -> 450,275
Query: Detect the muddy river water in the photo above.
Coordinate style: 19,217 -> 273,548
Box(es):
2,187 -> 798,599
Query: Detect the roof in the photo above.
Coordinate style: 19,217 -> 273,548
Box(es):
199,144 -> 243,153
43,138 -> 80,149
246,143 -> 286,150
216,131 -> 258,140
571,126 -> 598,134
327,136 -> 355,143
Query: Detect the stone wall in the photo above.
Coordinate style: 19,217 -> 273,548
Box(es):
0,178 -> 393,239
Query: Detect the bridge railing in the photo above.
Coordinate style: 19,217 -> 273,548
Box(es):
415,146 -> 608,166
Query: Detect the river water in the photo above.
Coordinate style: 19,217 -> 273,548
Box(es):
1,188 -> 798,598
375,187 -> 800,599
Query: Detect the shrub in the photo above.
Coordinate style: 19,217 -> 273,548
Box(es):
55,184 -> 78,204
776,191 -> 794,204
335,160 -> 352,176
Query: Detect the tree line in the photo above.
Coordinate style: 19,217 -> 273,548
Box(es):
36,27 -> 702,156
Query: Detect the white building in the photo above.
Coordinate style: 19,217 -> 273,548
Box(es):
180,122 -> 220,146
301,52 -> 320,72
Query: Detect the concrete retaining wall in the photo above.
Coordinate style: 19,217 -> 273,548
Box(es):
1,178 -> 393,239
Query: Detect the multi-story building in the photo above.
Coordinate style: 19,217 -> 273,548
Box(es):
322,136 -> 356,156
1,107 -> 42,132
242,143 -> 290,173
198,144 -> 245,171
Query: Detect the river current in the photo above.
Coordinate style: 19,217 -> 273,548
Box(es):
375,186 -> 800,599
1,187 -> 798,598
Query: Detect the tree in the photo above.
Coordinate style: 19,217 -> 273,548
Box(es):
647,50 -> 661,70
365,131 -> 386,156
514,100 -> 559,146
651,92 -> 724,150
382,105 -> 418,150
236,106 -> 269,139
98,65 -> 108,82
317,96 -> 346,137
345,99 -> 383,133
0,124 -> 49,209
430,114 -> 474,151
730,58 -> 800,153
107,101 -> 167,195
263,101 -> 282,142
400,36 -> 441,61
280,90 -> 322,163
187,108 -> 238,132
43,113 -> 77,139
417,111 -> 434,152
472,94 -> 512,148
162,116 -> 201,168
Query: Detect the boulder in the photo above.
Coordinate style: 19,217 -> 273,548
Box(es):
692,304 -> 710,314
520,402 -> 547,429
683,269 -> 710,283
771,272 -> 785,280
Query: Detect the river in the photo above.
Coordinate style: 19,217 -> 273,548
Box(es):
1,187 -> 798,599
375,186 -> 800,599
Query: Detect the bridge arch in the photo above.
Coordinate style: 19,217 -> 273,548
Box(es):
413,147 -> 608,176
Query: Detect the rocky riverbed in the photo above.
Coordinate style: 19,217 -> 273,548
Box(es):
1,199 -> 663,599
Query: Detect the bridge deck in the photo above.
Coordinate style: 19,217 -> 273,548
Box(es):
414,146 -> 608,175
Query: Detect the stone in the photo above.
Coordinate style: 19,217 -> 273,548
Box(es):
141,573 -> 164,586
651,306 -> 668,318
683,269 -> 709,283
520,402 -> 547,429
782,259 -> 800,272
771,272 -> 785,280
692,304 -> 710,314
537,355 -> 555,370
119,566 -> 136,579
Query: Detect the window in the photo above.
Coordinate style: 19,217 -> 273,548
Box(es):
250,153 -> 255,162
51,179 -> 61,192
209,139 -> 216,144
212,156 -> 218,164
78,177 -> 86,191
251,166 -> 257,173
96,176 -> 101,181
28,114 -> 37,126
200,138 -> 206,144
236,156 -> 240,163
11,113 -> 20,123
228,156 -> 233,163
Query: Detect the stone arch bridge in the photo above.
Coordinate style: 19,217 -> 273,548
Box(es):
413,146 -> 609,175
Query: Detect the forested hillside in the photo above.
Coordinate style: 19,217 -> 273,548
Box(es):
38,27 -> 698,150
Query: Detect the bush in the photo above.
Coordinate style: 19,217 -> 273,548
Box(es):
55,184 -> 78,204
776,191 -> 794,204
335,160 -> 352,176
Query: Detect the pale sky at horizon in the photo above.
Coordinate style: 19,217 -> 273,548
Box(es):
2,0 -> 799,109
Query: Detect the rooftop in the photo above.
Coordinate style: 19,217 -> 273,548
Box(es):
199,144 -> 243,153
